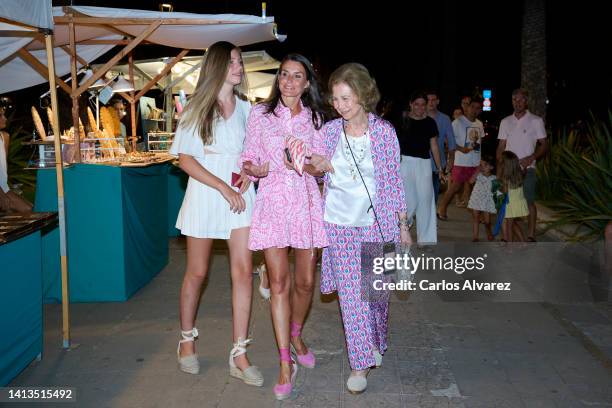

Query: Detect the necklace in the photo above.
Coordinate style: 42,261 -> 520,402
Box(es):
342,131 -> 369,181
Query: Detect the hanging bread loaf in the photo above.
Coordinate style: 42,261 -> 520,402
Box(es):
31,106 -> 48,141
100,106 -> 121,137
87,107 -> 97,132
109,107 -> 121,139
78,117 -> 85,140
101,129 -> 116,159
45,107 -> 55,136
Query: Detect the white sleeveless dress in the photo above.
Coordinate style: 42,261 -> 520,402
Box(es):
169,97 -> 255,239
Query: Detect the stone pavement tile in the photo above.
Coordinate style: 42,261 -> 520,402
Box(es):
215,380 -> 274,408
109,376 -> 222,408
495,352 -> 565,393
389,323 -> 442,349
444,351 -> 519,402
573,321 -> 612,347
431,324 -> 491,351
279,391 -> 342,408
372,353 -> 400,370
525,332 -> 590,356
309,391 -> 343,407
517,389 -> 587,408
401,394 -> 466,408
420,302 -> 479,328
462,395 -> 526,408
280,392 -> 311,408
485,329 -> 543,354
344,392 -> 402,408
505,304 -> 571,334
302,369 -> 342,393
68,371 -> 218,408
398,365 -> 455,397
547,351 -> 612,387
394,347 -> 449,367
351,374 -> 402,395
565,382 -> 612,406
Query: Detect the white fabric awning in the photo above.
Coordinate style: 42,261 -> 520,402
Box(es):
0,0 -> 54,63
0,0 -> 53,31
93,50 -> 279,97
0,38 -> 119,94
0,4 -> 285,93
44,6 -> 285,50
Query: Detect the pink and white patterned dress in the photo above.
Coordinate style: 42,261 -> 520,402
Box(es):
239,101 -> 328,250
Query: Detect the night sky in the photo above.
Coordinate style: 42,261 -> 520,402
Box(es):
15,1 -> 612,129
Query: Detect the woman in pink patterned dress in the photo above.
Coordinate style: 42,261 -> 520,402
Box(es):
239,54 -> 328,400
311,63 -> 411,393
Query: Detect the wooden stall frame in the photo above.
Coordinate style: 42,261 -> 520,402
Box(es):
0,13 -> 72,349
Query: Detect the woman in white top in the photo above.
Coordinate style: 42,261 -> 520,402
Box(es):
169,42 -> 262,386
310,63 -> 411,394
0,105 -> 32,213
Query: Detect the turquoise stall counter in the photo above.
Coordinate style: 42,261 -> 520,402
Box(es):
35,163 -> 169,302
0,231 -> 42,386
167,164 -> 187,237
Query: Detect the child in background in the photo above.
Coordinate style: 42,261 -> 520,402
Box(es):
467,155 -> 497,241
499,151 -> 528,242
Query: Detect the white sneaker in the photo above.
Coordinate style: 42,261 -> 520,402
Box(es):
346,370 -> 369,394
373,349 -> 383,367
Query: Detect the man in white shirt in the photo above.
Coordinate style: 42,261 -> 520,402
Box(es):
496,88 -> 548,241
437,99 -> 484,220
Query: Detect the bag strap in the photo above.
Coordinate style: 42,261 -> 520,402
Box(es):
342,120 -> 387,242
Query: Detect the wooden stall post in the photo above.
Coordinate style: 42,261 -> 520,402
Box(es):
68,15 -> 81,162
45,33 -> 71,349
128,52 -> 137,151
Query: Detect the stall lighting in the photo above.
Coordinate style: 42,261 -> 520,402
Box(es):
112,75 -> 134,93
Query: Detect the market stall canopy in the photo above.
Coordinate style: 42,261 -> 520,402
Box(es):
0,0 -> 53,62
245,71 -> 276,100
94,51 -> 279,98
0,38 -> 119,94
0,5 -> 285,94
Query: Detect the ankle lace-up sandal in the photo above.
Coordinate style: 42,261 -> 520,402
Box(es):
177,328 -> 199,374
273,348 -> 297,400
289,322 -> 315,368
229,337 -> 264,387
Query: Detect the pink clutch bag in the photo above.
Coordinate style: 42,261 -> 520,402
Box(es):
231,172 -> 243,188
285,135 -> 312,176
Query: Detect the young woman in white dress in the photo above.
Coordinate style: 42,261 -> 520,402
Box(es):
169,41 -> 262,386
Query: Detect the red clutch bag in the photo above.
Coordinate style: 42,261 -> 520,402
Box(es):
231,172 -> 243,188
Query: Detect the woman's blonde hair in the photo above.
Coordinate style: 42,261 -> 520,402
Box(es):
328,63 -> 380,113
179,41 -> 248,145
500,151 -> 524,189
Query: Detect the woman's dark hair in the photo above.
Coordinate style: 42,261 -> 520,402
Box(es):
263,53 -> 326,130
408,90 -> 428,105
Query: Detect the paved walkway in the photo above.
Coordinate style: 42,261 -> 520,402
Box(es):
10,205 -> 612,407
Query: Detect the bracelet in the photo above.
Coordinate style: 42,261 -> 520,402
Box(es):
398,219 -> 410,227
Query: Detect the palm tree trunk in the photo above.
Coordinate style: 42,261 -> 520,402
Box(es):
521,0 -> 547,119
